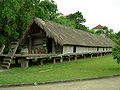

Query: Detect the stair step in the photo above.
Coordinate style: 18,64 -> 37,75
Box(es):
11,47 -> 16,49
4,58 -> 11,61
1,42 -> 19,69
2,62 -> 10,65
11,42 -> 18,44
3,58 -> 11,63
4,57 -> 11,59
1,65 -> 9,69
5,56 -> 11,59
4,60 -> 11,63
9,49 -> 14,51
8,52 -> 14,54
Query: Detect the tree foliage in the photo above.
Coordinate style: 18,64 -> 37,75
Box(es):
66,11 -> 88,31
93,26 -> 120,44
35,0 -> 59,20
116,31 -> 120,40
112,45 -> 120,64
0,0 -> 37,52
66,11 -> 86,24
53,16 -> 76,28
0,0 -> 35,44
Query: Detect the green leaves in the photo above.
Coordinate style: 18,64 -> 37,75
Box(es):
112,45 -> 120,64
0,35 -> 5,45
53,16 -> 76,28
67,11 -> 86,24
66,11 -> 88,31
0,0 -> 35,53
36,0 -> 59,20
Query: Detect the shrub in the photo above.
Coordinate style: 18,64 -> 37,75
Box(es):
112,45 -> 120,64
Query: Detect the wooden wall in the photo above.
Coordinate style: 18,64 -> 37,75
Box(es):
26,25 -> 63,54
62,45 -> 112,54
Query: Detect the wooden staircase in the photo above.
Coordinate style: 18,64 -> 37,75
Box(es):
1,42 -> 19,69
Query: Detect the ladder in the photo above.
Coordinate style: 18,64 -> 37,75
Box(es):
1,42 -> 19,69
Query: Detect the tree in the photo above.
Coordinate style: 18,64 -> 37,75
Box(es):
112,45 -> 120,64
0,0 -> 35,52
66,11 -> 88,31
95,29 -> 104,35
67,11 -> 86,24
36,0 -> 59,20
113,31 -> 120,45
112,32 -> 120,64
116,31 -> 120,40
53,16 -> 76,28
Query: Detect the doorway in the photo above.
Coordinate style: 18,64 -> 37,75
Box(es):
47,38 -> 53,53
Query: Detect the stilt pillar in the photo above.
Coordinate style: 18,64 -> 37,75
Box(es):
75,55 -> 77,61
68,56 -> 71,62
53,58 -> 56,64
40,59 -> 43,65
91,54 -> 93,58
21,58 -> 29,68
60,56 -> 63,63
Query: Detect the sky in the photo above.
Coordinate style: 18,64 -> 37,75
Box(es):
54,0 -> 120,33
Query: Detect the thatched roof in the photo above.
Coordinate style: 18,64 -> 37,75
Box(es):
20,17 -> 116,47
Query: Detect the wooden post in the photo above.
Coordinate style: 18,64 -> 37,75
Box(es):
53,58 -> 56,64
68,56 -> 71,62
91,54 -> 93,58
75,55 -> 77,61
83,55 -> 86,59
52,40 -> 55,54
106,53 -> 108,55
28,37 -> 32,54
60,56 -> 63,63
21,58 -> 29,68
40,59 -> 43,65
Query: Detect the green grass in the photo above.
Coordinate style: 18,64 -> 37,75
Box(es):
0,55 -> 120,84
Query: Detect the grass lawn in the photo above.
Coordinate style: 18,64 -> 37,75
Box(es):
0,55 -> 120,84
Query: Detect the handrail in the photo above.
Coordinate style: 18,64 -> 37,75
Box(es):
0,44 -> 5,54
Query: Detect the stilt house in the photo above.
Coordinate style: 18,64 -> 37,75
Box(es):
20,18 -> 116,55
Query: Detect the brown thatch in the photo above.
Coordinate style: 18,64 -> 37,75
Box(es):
20,17 -> 116,47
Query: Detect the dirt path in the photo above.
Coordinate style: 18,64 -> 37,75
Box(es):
1,76 -> 120,90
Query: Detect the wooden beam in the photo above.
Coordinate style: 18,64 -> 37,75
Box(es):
28,37 -> 32,54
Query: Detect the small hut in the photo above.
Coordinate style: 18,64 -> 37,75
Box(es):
20,18 -> 116,55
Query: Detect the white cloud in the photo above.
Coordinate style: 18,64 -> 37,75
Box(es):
54,0 -> 120,33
